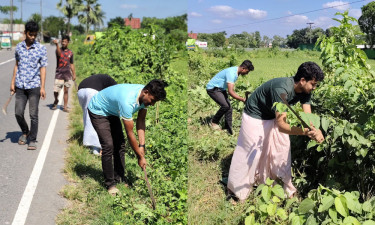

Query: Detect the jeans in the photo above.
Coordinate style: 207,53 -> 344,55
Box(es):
15,87 -> 40,142
207,88 -> 233,131
88,109 -> 125,189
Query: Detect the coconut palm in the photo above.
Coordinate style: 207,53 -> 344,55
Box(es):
78,0 -> 104,34
57,0 -> 84,35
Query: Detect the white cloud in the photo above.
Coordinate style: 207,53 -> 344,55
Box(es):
246,9 -> 267,19
312,16 -> 333,29
323,1 -> 350,11
208,5 -> 267,19
284,15 -> 309,24
211,19 -> 223,24
190,12 -> 203,17
121,4 -> 138,9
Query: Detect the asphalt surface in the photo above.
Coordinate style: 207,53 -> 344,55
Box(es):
0,45 -> 69,225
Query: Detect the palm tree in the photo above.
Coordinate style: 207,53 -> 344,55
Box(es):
57,0 -> 84,35
93,10 -> 105,31
78,0 -> 103,34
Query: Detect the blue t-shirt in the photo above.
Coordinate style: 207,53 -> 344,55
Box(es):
206,67 -> 238,90
88,84 -> 146,120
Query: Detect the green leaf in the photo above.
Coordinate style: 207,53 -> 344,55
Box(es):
318,195 -> 334,212
286,197 -> 297,209
343,216 -> 361,225
363,200 -> 373,212
306,215 -> 318,225
307,140 -> 318,149
267,204 -> 277,216
335,196 -> 348,218
259,204 -> 268,213
262,186 -> 271,203
333,125 -> 344,141
276,208 -> 288,220
344,192 -> 362,214
335,67 -> 345,75
298,198 -> 315,214
291,215 -> 304,225
272,196 -> 281,203
300,112 -> 320,129
321,117 -> 329,132
329,208 -> 338,223
363,221 -> 375,225
245,214 -> 255,225
255,184 -> 265,196
265,177 -> 274,186
271,184 -> 285,199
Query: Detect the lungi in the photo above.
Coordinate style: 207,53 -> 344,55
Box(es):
77,88 -> 101,149
227,112 -> 296,200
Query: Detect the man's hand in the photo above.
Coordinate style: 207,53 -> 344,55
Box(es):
10,84 -> 15,94
138,155 -> 147,169
53,39 -> 59,45
72,74 -> 76,81
40,88 -> 46,100
306,125 -> 324,143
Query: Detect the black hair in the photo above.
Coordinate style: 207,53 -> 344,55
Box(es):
62,35 -> 70,42
240,60 -> 254,71
294,61 -> 324,82
25,21 -> 39,33
143,79 -> 168,101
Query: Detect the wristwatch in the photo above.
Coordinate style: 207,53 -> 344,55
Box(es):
139,144 -> 146,148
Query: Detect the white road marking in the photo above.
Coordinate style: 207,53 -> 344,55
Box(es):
12,89 -> 64,225
0,58 -> 15,66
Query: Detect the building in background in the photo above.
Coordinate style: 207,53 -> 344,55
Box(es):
124,18 -> 141,29
188,32 -> 197,39
0,24 -> 25,41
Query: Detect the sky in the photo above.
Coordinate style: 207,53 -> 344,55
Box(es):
188,0 -> 373,38
0,0 -> 186,26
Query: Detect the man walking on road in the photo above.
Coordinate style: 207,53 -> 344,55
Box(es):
10,20 -> 48,150
51,35 -> 76,112
77,74 -> 117,155
227,62 -> 325,201
88,79 -> 167,195
206,60 -> 254,135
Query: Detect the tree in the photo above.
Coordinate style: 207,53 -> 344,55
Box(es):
108,16 -> 124,28
0,6 -> 18,15
358,1 -> 375,49
57,0 -> 84,35
43,16 -> 65,38
29,13 -> 42,28
255,31 -> 261,48
272,35 -> 286,48
78,0 -> 103,34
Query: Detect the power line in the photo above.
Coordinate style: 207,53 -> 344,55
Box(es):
200,0 -> 368,33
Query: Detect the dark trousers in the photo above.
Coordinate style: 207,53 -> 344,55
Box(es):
88,109 -> 125,189
15,87 -> 40,142
207,88 -> 232,130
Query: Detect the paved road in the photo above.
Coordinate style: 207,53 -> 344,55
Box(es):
0,45 -> 69,225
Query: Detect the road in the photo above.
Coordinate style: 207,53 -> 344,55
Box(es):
0,45 -> 69,225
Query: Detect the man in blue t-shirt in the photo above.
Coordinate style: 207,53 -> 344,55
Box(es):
206,60 -> 254,135
88,79 -> 167,195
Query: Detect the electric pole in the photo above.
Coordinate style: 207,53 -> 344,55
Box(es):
307,22 -> 314,44
10,0 -> 14,43
40,0 -> 43,42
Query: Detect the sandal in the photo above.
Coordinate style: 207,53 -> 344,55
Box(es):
62,107 -> 70,113
51,104 -> 58,110
18,134 -> 27,145
27,141 -> 37,150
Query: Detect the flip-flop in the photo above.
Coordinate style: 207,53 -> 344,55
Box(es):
18,134 -> 27,145
51,104 -> 58,110
27,141 -> 37,150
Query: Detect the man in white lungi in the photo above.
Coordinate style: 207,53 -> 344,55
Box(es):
77,74 -> 117,155
227,61 -> 325,200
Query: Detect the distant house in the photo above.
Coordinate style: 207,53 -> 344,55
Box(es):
188,32 -> 197,40
124,18 -> 141,29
